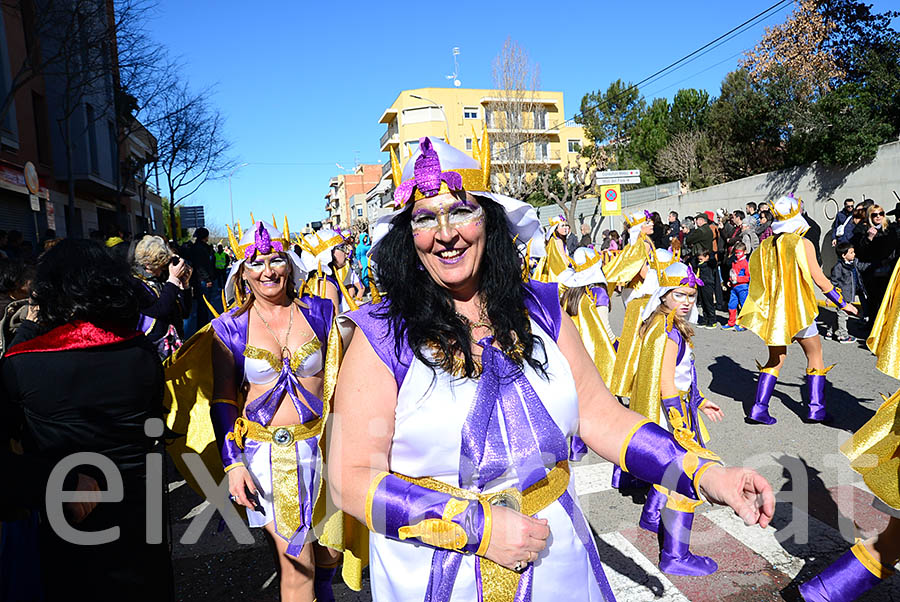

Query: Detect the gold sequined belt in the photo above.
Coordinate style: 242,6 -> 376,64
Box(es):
398,460 -> 571,602
232,417 -> 324,542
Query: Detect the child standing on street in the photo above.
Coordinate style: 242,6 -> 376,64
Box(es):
830,242 -> 868,343
695,248 -> 718,328
723,241 -> 750,331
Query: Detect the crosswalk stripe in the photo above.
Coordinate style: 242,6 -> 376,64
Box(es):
597,532 -> 691,602
573,461 -> 614,496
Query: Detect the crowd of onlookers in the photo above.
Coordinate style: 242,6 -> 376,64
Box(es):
566,197 -> 900,343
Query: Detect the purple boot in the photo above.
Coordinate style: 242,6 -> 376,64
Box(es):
639,486 -> 668,533
805,368 -> 831,422
314,563 -> 338,602
798,542 -> 892,601
748,370 -> 778,425
659,506 -> 718,576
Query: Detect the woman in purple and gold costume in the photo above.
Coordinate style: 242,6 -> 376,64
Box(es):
629,261 -> 726,576
796,257 -> 900,601
328,134 -> 774,601
738,194 -> 859,425
533,215 -> 572,283
301,229 -> 359,314
208,220 -> 346,602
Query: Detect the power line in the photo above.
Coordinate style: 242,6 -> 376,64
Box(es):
503,0 -> 794,154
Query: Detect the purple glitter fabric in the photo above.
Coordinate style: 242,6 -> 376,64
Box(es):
678,266 -> 704,288
243,221 -> 284,260
394,138 -> 463,207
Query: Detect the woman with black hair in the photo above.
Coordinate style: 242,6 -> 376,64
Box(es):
1,239 -> 173,601
329,136 -> 774,601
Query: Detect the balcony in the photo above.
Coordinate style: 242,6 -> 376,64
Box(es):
491,150 -> 562,166
380,128 -> 399,152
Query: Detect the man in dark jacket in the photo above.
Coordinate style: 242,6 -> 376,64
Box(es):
832,198 -> 855,244
684,214 -> 714,257
666,211 -> 681,243
182,227 -> 216,335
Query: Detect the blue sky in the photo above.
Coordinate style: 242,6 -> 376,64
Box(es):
142,0 -> 867,230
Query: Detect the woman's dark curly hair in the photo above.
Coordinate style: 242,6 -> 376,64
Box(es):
32,239 -> 140,329
373,192 -> 546,379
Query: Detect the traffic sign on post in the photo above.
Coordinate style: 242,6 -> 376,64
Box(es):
595,175 -> 641,185
600,185 -> 621,216
596,169 -> 641,178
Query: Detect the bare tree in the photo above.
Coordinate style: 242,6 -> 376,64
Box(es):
537,145 -> 606,225
655,131 -> 701,191
155,81 -> 233,240
489,37 -> 545,199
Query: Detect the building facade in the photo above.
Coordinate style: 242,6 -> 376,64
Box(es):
323,164 -> 381,230
0,0 -> 162,245
378,87 -> 589,180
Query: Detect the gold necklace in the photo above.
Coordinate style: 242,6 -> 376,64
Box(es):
253,303 -> 293,359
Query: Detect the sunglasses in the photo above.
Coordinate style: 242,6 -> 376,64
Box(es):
872,211 -> 885,217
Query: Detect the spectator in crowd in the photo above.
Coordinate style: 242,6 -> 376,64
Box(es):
830,242 -> 868,343
832,198 -> 856,246
846,206 -> 870,247
857,204 -> 899,333
722,241 -> 750,331
0,229 -> 8,258
745,202 -> 760,228
695,248 -> 717,328
757,210 -> 775,242
579,222 -> 593,247
182,226 -> 216,336
685,213 -> 714,258
608,230 -> 621,251
133,235 -> 193,359
650,212 -> 668,249
758,202 -> 770,214
0,259 -> 36,355
214,243 -> 230,288
600,229 -> 611,250
732,210 -> 759,254
105,225 -> 129,262
1,239 -> 173,600
667,211 -> 681,242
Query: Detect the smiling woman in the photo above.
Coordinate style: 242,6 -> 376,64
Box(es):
328,135 -> 775,602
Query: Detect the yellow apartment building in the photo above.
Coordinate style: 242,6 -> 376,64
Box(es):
377,87 -> 589,186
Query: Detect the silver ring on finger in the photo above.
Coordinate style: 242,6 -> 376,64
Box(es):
229,495 -> 238,502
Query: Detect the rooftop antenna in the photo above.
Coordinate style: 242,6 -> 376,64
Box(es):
445,47 -> 461,87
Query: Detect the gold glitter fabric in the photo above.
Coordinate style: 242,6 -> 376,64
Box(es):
601,234 -> 652,287
629,313 -> 669,425
571,292 -> 617,385
738,233 -> 819,346
608,297 -> 651,397
242,339 -> 323,374
868,259 -> 900,380
395,461 -> 570,602
840,388 -> 900,509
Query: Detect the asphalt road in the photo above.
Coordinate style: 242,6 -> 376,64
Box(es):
169,304 -> 899,601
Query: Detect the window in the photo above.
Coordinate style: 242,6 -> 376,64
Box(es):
567,139 -> 581,153
535,142 -> 549,161
505,110 -> 521,129
465,138 -> 472,151
463,106 -> 479,119
85,104 -> 98,175
533,108 -> 547,129
357,207 -> 363,217
485,109 -> 494,128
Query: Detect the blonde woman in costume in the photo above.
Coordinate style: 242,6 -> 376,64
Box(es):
300,228 -> 357,314
739,195 -> 858,425
533,215 -> 573,282
208,220 -> 344,602
630,261 -> 726,575
559,246 -> 617,385
329,135 -> 773,602
796,249 -> 900,599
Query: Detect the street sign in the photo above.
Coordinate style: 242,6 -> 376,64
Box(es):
24,161 -> 39,194
596,169 -> 640,178
29,193 -> 40,211
600,185 -> 621,216
180,205 -> 205,229
595,176 -> 641,185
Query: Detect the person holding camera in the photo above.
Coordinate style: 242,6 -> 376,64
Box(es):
132,235 -> 192,359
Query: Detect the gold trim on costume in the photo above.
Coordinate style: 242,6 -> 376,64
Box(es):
806,365 -> 835,376
571,251 -> 602,273
771,199 -> 803,221
851,541 -> 894,579
692,461 -> 718,502
665,492 -> 704,513
223,461 -> 245,473
211,398 -> 239,406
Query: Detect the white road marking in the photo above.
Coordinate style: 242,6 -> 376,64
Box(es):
182,500 -> 210,521
168,479 -> 186,493
597,531 -> 691,602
